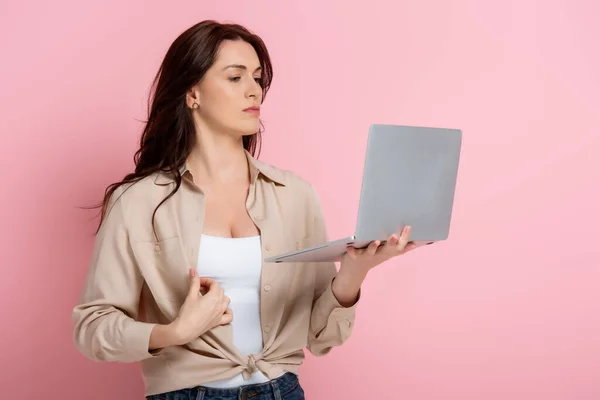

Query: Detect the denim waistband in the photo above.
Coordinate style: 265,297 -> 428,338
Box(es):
147,372 -> 299,400
200,372 -> 298,398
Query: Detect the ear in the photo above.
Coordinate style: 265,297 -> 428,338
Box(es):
186,86 -> 201,110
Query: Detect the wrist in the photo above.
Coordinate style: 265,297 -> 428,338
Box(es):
337,263 -> 368,286
331,270 -> 365,307
149,321 -> 183,350
166,320 -> 183,346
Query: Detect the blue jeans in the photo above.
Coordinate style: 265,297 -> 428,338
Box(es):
146,373 -> 305,400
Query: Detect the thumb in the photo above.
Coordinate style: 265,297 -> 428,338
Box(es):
188,268 -> 201,297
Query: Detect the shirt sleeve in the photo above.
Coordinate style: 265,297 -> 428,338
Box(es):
306,183 -> 360,356
72,186 -> 162,362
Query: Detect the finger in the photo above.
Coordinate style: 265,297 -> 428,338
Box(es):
188,271 -> 201,297
346,246 -> 358,259
200,277 -> 216,288
220,308 -> 233,324
403,242 -> 417,252
367,240 -> 380,256
209,280 -> 221,290
402,226 -> 412,240
204,279 -> 221,296
222,296 -> 231,310
396,227 -> 411,251
381,235 -> 399,254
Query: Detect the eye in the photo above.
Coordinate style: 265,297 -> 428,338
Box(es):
228,76 -> 241,82
254,77 -> 261,84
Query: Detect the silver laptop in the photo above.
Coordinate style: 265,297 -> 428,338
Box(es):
264,124 -> 462,263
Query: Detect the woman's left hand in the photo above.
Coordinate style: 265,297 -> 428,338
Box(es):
341,226 -> 417,274
332,226 -> 417,307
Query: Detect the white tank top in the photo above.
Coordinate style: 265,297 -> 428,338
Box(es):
196,234 -> 270,388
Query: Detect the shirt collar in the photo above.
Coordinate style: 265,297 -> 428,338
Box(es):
153,149 -> 286,186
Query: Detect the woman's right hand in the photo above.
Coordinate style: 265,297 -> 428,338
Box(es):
169,269 -> 233,346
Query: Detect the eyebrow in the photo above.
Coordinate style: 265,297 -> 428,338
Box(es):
222,64 -> 262,72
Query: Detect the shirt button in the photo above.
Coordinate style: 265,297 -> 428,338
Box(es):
264,284 -> 271,292
296,241 -> 302,250
154,244 -> 161,252
264,325 -> 271,333
254,215 -> 263,221
264,244 -> 270,251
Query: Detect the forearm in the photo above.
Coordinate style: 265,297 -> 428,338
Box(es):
331,266 -> 367,307
73,308 -> 161,362
149,323 -> 180,350
308,264 -> 361,356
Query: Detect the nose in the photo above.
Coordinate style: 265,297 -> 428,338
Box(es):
246,78 -> 261,100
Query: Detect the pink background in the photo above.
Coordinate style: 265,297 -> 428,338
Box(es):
1,0 -> 599,399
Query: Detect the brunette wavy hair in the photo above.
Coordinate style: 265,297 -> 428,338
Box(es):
92,20 -> 273,234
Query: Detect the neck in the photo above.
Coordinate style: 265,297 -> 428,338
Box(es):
187,125 -> 250,186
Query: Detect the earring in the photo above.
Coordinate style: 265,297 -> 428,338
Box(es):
192,102 -> 199,109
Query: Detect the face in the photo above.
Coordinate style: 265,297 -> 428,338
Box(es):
187,39 -> 263,137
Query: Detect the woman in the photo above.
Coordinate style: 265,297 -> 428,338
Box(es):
72,20 -> 416,400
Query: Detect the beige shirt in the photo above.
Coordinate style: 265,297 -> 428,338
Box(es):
72,151 -> 359,396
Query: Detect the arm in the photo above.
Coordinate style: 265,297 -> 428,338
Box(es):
306,184 -> 361,356
72,186 -> 166,362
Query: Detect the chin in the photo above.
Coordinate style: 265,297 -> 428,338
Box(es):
235,122 -> 261,137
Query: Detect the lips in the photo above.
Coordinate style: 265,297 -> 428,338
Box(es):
243,106 -> 260,115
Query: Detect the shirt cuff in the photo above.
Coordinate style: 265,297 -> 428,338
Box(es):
318,278 -> 360,320
122,321 -> 164,360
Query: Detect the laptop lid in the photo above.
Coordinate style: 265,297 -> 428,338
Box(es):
353,124 -> 462,242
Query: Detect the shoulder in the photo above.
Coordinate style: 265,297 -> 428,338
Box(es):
256,160 -> 327,240
106,173 -> 170,214
99,173 -> 178,240
258,160 -> 329,242
256,159 -> 319,204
